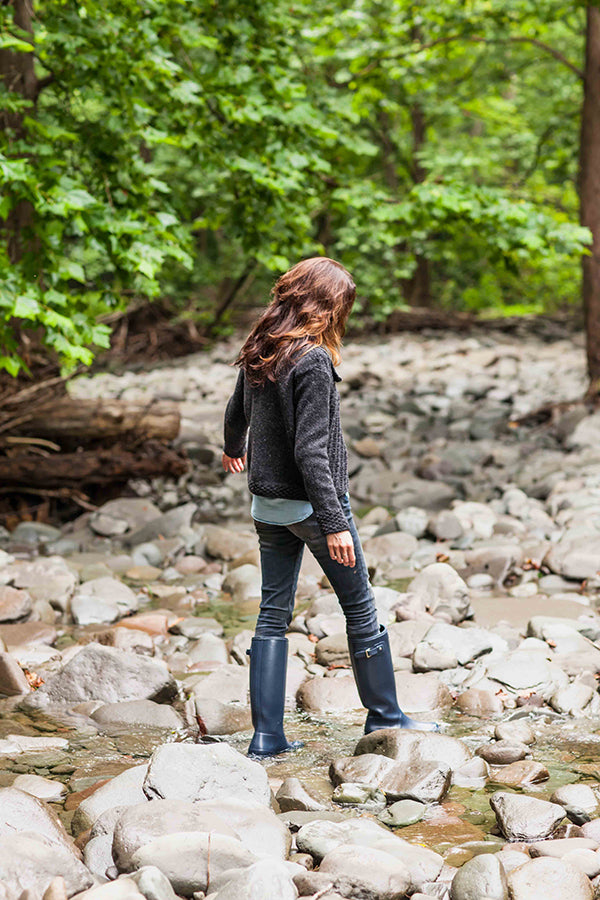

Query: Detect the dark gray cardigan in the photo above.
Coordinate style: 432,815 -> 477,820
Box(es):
223,346 -> 350,534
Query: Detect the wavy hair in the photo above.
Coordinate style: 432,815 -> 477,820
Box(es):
235,257 -> 356,385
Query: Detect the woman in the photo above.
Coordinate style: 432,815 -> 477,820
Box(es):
223,257 -> 437,758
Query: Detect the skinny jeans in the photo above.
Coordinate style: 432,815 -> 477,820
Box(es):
253,494 -> 379,640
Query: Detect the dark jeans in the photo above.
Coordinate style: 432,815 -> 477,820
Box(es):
253,494 -> 379,640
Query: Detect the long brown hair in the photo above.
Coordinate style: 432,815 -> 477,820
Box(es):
236,257 -> 356,385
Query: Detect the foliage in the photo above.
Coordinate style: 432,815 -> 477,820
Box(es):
0,0 -> 592,373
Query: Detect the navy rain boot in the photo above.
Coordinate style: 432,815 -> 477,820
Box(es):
349,626 -> 439,733
247,636 -> 304,758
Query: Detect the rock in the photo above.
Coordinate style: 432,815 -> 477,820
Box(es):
0,787 -> 76,854
173,617 -> 223,638
372,837 -> 444,891
0,586 -> 32,622
378,799 -> 426,828
91,700 -> 183,730
71,578 -> 138,625
332,783 -> 385,807
395,507 -> 429,538
206,859 -> 297,900
490,791 -> 566,841
8,556 -> 76,610
394,671 -> 453,712
125,503 -> 197,547
486,651 -> 568,698
72,765 -> 148,835
295,818 -> 388,862
490,760 -> 549,788
130,832 -> 257,896
221,565 -> 261,602
494,721 -> 535,745
417,622 -> 497,666
296,675 -> 362,713
129,866 -> 180,900
452,756 -> 490,789
318,844 -> 411,899
83,833 -> 114,880
380,760 -> 451,804
545,537 -> 600,581
275,778 -> 324,812
12,774 -> 66,803
363,532 -> 419,563
463,543 -> 523,585
142,743 -> 270,806
387,621 -> 431,659
476,742 -> 529,765
191,666 -> 248,706
0,734 -> 68,755
203,526 -> 257,561
529,837 -> 599,859
551,785 -> 599,824
0,621 -> 57,650
507,856 -> 593,900
11,521 -> 61,545
24,644 -> 177,708
195,798 -> 291,861
194,698 -> 252,735
315,634 -> 350,667
354,729 -> 471,772
0,651 -> 29,695
550,682 -> 594,715
188,633 -> 229,666
0,832 -> 92,898
563,848 -> 600,878
429,511 -> 464,541
412,641 -> 458,672
496,849 -> 531,874
405,564 -> 472,624
456,688 -> 504,716
112,800 -> 238,872
450,853 -> 508,900
89,499 -> 161,537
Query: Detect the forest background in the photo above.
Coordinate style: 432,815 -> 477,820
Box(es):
1,1 -> 599,390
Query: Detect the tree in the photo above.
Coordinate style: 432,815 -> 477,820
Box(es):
581,6 -> 600,397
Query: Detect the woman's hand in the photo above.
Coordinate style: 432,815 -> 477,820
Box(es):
222,453 -> 247,474
326,530 -> 356,567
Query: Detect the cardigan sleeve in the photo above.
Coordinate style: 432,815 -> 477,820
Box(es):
223,369 -> 248,457
293,351 -> 349,535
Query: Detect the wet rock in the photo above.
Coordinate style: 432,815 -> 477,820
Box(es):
490,791 -> 565,841
195,798 -> 291,861
452,756 -> 490,789
394,671 -> 453,712
315,634 -> 350,667
72,765 -> 148,835
71,577 -> 139,626
380,761 -> 451,804
0,651 -> 29,695
24,644 -> 177,708
331,782 -> 386,808
12,774 -> 66,803
490,760 -> 549,788
0,586 -> 32,623
91,700 -> 183,730
130,832 -> 257,896
494,721 -> 535,745
354,729 -> 471,772
403,563 -> 472,624
372,837 -> 444,891
275,778 -> 325,812
449,853 -> 508,900
476,741 -> 529,765
529,837 -> 599,859
486,651 -> 568,698
550,682 -> 594,715
295,818 -> 388,862
142,743 -> 270,806
507,856 -> 593,900
296,675 -> 362,713
551,785 -> 600,825
0,832 -> 93,898
318,844 -> 411,899
378,799 -> 426,828
112,800 -> 237,872
206,859 -> 297,900
456,688 -> 504,716
0,787 -> 76,854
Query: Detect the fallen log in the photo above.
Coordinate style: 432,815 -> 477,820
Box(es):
4,398 -> 180,443
0,441 -> 188,489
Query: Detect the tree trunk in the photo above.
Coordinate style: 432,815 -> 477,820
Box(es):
581,6 -> 600,400
0,0 -> 37,264
402,102 -> 432,307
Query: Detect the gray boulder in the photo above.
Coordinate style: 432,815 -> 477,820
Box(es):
507,856 -> 593,900
0,787 -> 77,855
295,818 -> 388,862
404,563 -> 472,624
71,577 -> 138,625
91,700 -> 183,730
354,729 -> 471,772
0,832 -> 92,898
24,644 -> 177,708
372,837 -> 444,892
490,791 -> 565,841
318,844 -> 411,899
450,854 -> 508,900
72,765 -> 148,835
206,860 -> 298,900
550,784 -> 600,824
143,743 -> 270,806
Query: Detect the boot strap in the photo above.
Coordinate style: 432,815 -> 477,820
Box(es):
354,642 -> 384,659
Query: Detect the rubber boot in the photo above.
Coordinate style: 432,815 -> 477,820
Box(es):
247,636 -> 304,758
349,626 -> 439,734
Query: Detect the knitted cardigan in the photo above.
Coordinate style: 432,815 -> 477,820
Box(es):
223,346 -> 350,534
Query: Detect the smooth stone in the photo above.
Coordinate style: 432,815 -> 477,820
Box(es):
221,565 -> 261,602
507,856 -> 593,900
496,849 -> 531,873
71,578 -> 138,625
296,675 -> 362,712
452,757 -> 490,789
24,644 -> 177,708
125,503 -> 197,547
395,507 -> 429,538
83,833 -> 114,880
315,634 -> 350,667
295,818 -> 388,862
0,586 -> 32,622
191,666 -> 248,705
490,760 -> 549,788
529,838 -> 599,859
562,848 -> 600,878
419,621 -> 497,666
477,742 -> 529,765
0,651 -> 30,695
318,844 -> 411,899
89,499 -> 161,537
129,865 -> 181,900
206,859 -> 297,900
332,783 -> 386,807
393,671 -> 453,712
406,563 -> 472,624
449,853 -> 508,900
275,778 -> 325,812
112,800 -> 237,872
378,799 -> 426,827
494,721 -> 535,745
202,526 -> 257,561
12,774 -> 66,802
354,729 -> 471,772
387,620 -> 431,659
130,832 -> 257,896
0,621 -> 57,649
545,537 -> 600,581
331,753 -> 451,803
188,634 -> 229,666
194,698 -> 252,735
490,792 -> 565,841
551,785 -> 600,824
72,765 -> 148,835
142,742 -> 270,806
7,556 -> 77,611
0,832 -> 93,897
0,786 -> 75,854
91,700 -> 183,730
551,682 -> 594,715
456,688 -> 504,716
372,837 -> 444,892
194,798 -> 291,861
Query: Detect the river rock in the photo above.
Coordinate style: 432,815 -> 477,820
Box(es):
91,700 -> 183,730
507,856 -> 593,900
551,785 -> 600,824
221,565 -> 261,602
315,634 -> 350,667
394,671 -> 453,712
194,697 -> 252,735
450,853 -> 508,900
545,537 -> 600,581
331,753 -> 451,803
476,741 -> 529,765
203,526 -> 257,560
416,621 -> 497,666
378,799 -> 426,827
295,818 -> 388,862
142,742 -> 270,806
490,760 -> 549,788
72,765 -> 148,835
130,832 -> 257,896
89,499 -> 162,537
388,621 -> 432,658
490,792 -> 566,841
529,837 -> 599,859
372,837 -> 444,891
0,787 -> 76,854
318,844 -> 411,899
0,586 -> 32,623
71,577 -> 138,625
0,832 -> 93,898
192,665 -> 249,705
206,859 -> 297,900
550,682 -> 594,715
276,778 -> 325,812
7,556 -> 77,611
125,503 -> 196,547
112,800 -> 237,872
12,774 -> 66,803
354,729 -> 471,772
128,865 -> 180,900
486,651 -> 568,698
0,651 -> 29,695
456,688 -> 504,716
494,721 -> 535,745
195,798 -> 291,860
296,675 -> 362,712
403,564 -> 472,624
24,644 -> 177,708
188,633 -> 229,665
363,531 -> 419,564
